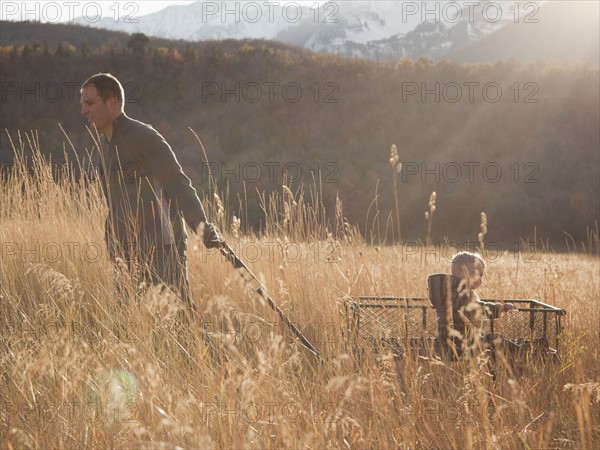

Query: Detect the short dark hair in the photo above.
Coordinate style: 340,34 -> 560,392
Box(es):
81,73 -> 125,104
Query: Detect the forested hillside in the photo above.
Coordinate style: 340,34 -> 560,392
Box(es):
1,21 -> 598,249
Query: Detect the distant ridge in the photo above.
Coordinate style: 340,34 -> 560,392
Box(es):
0,20 -> 309,56
0,20 -> 132,49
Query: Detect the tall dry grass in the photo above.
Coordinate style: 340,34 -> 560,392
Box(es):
1,133 -> 599,449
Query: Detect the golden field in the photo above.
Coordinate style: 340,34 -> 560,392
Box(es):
1,139 -> 599,449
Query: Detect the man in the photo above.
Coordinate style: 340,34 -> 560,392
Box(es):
80,73 -> 224,307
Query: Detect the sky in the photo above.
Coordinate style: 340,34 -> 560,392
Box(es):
0,1 -> 326,22
0,1 -> 195,22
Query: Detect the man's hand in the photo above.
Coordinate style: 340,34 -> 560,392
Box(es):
200,222 -> 226,249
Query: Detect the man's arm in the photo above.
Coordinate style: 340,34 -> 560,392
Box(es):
139,129 -> 205,228
135,127 -> 223,246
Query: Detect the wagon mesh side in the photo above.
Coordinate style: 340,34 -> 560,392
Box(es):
348,297 -> 437,352
480,299 -> 564,351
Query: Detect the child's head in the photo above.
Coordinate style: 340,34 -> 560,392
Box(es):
451,252 -> 486,289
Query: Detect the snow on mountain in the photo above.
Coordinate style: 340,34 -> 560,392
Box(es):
312,1 -> 532,60
72,1 -> 534,61
73,1 -> 291,40
274,1 -> 424,56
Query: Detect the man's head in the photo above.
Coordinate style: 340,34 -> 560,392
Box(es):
80,73 -> 124,132
451,251 -> 486,289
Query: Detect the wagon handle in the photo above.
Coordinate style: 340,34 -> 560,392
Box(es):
219,243 -> 321,359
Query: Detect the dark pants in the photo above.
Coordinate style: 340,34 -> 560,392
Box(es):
113,240 -> 192,308
146,242 -> 191,304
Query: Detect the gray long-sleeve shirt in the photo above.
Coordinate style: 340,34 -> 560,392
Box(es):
97,113 -> 207,256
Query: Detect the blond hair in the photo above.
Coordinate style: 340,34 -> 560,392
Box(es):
451,251 -> 485,278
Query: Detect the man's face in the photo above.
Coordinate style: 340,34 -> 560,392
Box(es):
80,84 -> 117,132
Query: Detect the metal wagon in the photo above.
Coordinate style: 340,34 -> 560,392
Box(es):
346,293 -> 566,360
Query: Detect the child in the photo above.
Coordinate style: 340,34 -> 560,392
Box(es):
451,251 -> 514,313
428,252 -> 514,359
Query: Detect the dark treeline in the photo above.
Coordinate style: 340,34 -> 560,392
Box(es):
1,21 -> 598,250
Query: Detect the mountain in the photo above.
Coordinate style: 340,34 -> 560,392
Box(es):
449,1 -> 600,64
279,1 -> 515,60
68,1 -> 555,62
72,1 -> 308,41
